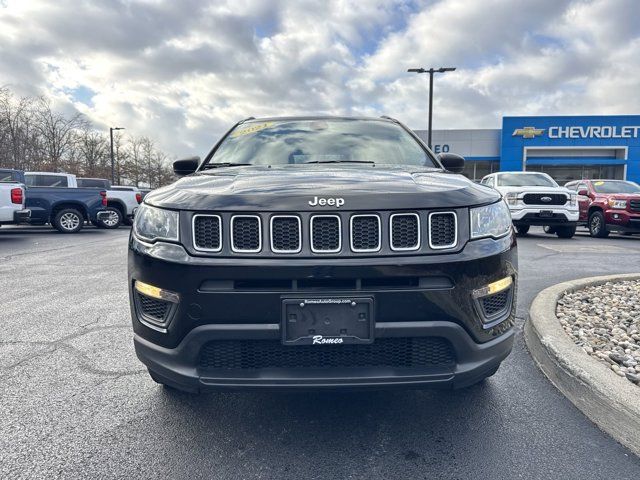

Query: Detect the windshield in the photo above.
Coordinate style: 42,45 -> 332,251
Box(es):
498,173 -> 557,187
205,119 -> 437,167
592,180 -> 640,194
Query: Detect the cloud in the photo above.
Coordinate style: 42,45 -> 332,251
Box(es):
0,0 -> 639,156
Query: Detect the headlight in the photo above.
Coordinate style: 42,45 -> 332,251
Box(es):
133,204 -> 179,242
608,198 -> 627,209
504,192 -> 519,206
470,201 -> 512,240
569,194 -> 577,207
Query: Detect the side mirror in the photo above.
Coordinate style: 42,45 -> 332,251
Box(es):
577,188 -> 589,196
173,156 -> 200,176
438,153 -> 465,173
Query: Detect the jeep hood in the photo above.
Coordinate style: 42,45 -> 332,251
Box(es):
145,165 -> 501,211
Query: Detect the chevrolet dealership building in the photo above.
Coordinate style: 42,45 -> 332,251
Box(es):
415,115 -> 640,184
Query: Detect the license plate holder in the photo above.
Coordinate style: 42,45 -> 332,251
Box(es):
539,210 -> 553,218
281,297 -> 374,346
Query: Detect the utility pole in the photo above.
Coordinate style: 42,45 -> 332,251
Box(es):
407,67 -> 456,148
110,126 -> 125,185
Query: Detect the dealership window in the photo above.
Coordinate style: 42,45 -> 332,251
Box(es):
461,160 -> 500,182
526,164 -> 625,185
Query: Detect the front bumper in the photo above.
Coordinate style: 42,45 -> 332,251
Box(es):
510,207 -> 579,226
128,234 -> 517,391
604,209 -> 640,232
135,322 -> 515,392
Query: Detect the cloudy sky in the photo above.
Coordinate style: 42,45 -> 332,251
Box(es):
1,0 -> 638,156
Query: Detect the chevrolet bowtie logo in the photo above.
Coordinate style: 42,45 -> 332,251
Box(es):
512,126 -> 545,139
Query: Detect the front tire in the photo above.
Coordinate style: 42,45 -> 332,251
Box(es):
99,207 -> 122,229
555,225 -> 576,239
52,208 -> 83,234
515,225 -> 530,236
588,211 -> 609,238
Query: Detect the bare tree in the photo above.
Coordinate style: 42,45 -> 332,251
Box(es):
77,127 -> 109,177
35,97 -> 87,171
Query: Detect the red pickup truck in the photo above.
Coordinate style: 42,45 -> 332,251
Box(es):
565,179 -> 640,237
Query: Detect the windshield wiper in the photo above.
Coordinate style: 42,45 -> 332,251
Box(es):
202,162 -> 253,169
303,160 -> 375,164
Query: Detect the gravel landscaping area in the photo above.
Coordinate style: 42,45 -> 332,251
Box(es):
557,280 -> 640,387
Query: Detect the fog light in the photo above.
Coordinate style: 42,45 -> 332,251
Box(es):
134,280 -> 179,303
472,276 -> 513,299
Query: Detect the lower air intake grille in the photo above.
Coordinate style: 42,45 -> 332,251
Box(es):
199,337 -> 455,370
391,214 -> 419,250
429,212 -> 456,248
271,216 -> 301,253
480,289 -> 510,318
231,216 -> 261,252
193,215 -> 221,251
136,293 -> 170,322
351,215 -> 380,251
311,215 -> 341,252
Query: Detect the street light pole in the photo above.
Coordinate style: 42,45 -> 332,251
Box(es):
407,67 -> 456,149
109,127 -> 124,185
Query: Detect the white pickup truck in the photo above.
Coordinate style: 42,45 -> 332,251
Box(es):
25,173 -> 141,228
480,171 -> 579,238
0,169 -> 30,226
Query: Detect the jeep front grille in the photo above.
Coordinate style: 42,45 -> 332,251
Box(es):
630,199 -> 640,212
193,214 -> 222,252
191,210 -> 461,256
231,215 -> 261,253
429,212 -> 457,249
270,215 -> 302,253
390,213 -> 420,251
311,215 -> 341,253
350,214 -> 381,252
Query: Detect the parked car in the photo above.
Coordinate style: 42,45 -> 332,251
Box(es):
76,178 -> 142,227
565,179 -> 640,237
0,168 -> 30,226
21,171 -> 109,233
480,171 -> 579,238
129,116 -> 517,393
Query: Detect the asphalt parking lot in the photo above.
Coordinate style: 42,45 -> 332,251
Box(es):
1,225 -> 640,479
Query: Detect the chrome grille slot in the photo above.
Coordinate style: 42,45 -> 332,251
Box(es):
390,213 -> 420,251
429,212 -> 457,249
270,216 -> 302,253
231,215 -> 262,253
350,214 -> 381,252
310,215 -> 341,253
193,214 -> 222,252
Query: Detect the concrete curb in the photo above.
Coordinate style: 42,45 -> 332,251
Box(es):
524,273 -> 640,457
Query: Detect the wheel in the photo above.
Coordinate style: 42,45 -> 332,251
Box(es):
515,225 -> 530,236
52,208 -> 83,233
543,225 -> 556,235
99,207 -> 122,229
555,225 -> 576,239
588,211 -> 609,238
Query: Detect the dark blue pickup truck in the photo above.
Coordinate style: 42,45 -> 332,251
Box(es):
0,169 -> 109,233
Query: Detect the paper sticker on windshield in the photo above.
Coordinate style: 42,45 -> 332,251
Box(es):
594,181 -> 605,186
230,122 -> 274,138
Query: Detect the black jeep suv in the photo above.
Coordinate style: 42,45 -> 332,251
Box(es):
129,116 -> 517,393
